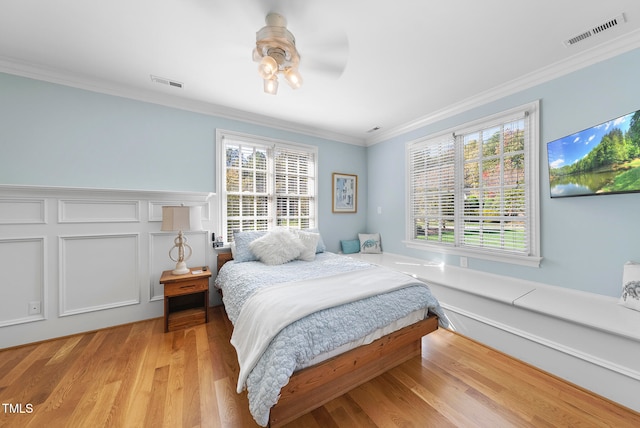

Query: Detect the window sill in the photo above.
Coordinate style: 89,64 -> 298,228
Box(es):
403,240 -> 542,267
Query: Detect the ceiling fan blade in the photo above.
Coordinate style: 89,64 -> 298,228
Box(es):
300,32 -> 349,78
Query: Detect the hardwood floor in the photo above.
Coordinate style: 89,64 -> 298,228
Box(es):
1,305 -> 638,427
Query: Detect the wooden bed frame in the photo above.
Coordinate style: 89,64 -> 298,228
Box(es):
269,315 -> 438,426
216,252 -> 439,427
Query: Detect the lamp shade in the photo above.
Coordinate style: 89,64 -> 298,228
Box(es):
284,67 -> 302,89
258,55 -> 278,79
263,77 -> 279,95
161,206 -> 202,232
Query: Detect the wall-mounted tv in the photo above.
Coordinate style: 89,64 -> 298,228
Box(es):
547,109 -> 640,198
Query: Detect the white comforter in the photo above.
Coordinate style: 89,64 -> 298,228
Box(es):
216,252 -> 448,426
231,265 -> 421,392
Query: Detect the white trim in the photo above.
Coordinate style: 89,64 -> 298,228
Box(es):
58,199 -> 141,223
0,55 -> 365,147
367,29 -> 640,145
58,233 -> 141,317
345,251 -> 640,411
0,236 -> 47,327
3,27 -> 640,148
0,198 -> 47,224
443,302 -> 640,381
215,129 -> 319,241
216,129 -> 318,154
147,200 -> 211,223
405,101 -> 541,267
0,184 -> 213,201
403,240 -> 542,267
0,185 -> 219,348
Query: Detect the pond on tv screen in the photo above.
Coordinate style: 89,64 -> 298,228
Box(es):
548,110 -> 640,197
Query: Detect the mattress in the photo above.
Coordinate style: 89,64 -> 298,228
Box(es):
215,251 -> 447,426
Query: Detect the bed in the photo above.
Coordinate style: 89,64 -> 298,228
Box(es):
215,229 -> 448,427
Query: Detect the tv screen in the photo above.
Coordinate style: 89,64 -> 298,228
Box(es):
547,109 -> 640,198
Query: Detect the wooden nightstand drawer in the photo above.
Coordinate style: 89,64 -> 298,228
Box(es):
164,279 -> 208,297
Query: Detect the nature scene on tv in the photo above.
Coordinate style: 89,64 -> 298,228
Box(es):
547,109 -> 640,197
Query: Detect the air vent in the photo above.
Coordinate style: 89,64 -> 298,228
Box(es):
563,13 -> 626,47
150,74 -> 184,89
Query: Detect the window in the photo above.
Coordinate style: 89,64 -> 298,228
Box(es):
217,130 -> 317,241
406,102 -> 540,266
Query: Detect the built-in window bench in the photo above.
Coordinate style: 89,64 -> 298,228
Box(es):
345,252 -> 640,412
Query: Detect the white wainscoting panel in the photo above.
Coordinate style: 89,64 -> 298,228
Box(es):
59,199 -> 140,223
0,237 -> 46,326
59,234 -> 140,316
0,185 -> 215,349
0,198 -> 46,224
148,201 -> 210,222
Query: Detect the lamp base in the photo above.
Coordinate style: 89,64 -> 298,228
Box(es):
172,261 -> 190,275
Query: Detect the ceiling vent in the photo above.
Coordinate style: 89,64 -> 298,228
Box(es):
150,74 -> 183,88
563,13 -> 626,47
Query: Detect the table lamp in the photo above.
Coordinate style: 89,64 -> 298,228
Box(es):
161,205 -> 202,275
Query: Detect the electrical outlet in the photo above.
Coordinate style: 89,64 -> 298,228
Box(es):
460,257 -> 468,268
28,301 -> 41,315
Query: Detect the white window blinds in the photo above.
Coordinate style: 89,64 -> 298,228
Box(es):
224,142 -> 271,237
219,132 -> 317,241
407,102 -> 540,265
274,145 -> 316,229
409,134 -> 456,244
459,115 -> 529,253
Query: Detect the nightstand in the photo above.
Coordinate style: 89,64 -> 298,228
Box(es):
159,267 -> 212,332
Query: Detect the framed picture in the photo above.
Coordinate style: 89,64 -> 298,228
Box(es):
332,173 -> 357,213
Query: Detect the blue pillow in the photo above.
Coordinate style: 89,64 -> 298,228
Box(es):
232,230 -> 267,262
340,239 -> 360,254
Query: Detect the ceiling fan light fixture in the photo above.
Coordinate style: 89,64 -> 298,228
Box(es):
252,47 -> 262,62
253,13 -> 303,94
258,55 -> 278,79
263,76 -> 279,95
284,67 -> 302,89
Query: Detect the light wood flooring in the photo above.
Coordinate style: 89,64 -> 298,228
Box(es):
1,305 -> 639,427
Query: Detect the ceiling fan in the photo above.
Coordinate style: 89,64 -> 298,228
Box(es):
252,13 -> 301,95
251,12 -> 348,95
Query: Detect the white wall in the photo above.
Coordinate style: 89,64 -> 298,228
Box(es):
0,185 -> 220,348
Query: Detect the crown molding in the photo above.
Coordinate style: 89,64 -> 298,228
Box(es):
0,56 -> 365,147
3,25 -> 640,150
0,184 -> 214,201
366,28 -> 640,146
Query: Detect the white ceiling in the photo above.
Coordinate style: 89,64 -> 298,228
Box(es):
2,0 -> 640,145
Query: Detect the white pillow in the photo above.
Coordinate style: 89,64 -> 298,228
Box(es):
620,261 -> 640,312
249,229 -> 305,265
359,233 -> 382,254
294,230 -> 320,261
